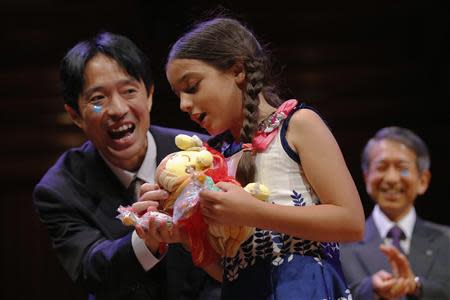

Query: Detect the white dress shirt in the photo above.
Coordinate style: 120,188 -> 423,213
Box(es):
102,131 -> 160,271
372,204 -> 416,254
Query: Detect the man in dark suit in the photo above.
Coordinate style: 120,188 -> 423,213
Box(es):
340,126 -> 449,300
33,32 -> 221,300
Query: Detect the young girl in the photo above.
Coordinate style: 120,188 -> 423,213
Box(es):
165,17 -> 365,299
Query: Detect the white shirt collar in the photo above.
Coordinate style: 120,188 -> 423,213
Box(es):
373,204 -> 416,240
101,131 -> 157,188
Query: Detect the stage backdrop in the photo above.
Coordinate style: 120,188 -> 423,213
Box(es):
1,0 -> 448,299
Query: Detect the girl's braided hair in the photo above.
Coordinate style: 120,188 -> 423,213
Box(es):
167,17 -> 283,185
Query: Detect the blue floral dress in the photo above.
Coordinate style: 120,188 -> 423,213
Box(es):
221,102 -> 352,300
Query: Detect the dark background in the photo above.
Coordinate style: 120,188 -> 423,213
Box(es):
1,0 -> 449,299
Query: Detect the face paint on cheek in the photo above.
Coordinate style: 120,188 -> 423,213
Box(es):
401,169 -> 409,177
92,105 -> 102,113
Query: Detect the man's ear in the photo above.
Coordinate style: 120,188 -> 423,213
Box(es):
363,171 -> 372,195
417,169 -> 431,195
64,104 -> 83,129
146,85 -> 154,112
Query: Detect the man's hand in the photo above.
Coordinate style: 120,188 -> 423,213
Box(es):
131,183 -> 168,213
132,183 -> 187,254
372,244 -> 418,299
135,213 -> 191,256
372,269 -> 396,297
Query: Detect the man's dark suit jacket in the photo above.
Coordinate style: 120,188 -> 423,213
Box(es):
340,214 -> 450,300
33,125 -> 221,300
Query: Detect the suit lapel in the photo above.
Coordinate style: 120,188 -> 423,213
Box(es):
409,218 -> 437,276
356,216 -> 392,274
150,126 -> 183,164
82,143 -> 133,237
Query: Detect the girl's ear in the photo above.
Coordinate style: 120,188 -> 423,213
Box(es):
232,62 -> 246,86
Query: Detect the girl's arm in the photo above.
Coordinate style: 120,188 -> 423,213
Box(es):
200,108 -> 364,242
259,108 -> 364,241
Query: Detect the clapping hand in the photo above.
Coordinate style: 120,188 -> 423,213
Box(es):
372,244 -> 418,299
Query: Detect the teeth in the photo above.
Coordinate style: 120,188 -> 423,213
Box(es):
381,188 -> 402,194
112,124 -> 132,133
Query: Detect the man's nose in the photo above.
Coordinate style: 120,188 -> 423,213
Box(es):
107,94 -> 128,118
384,167 -> 401,182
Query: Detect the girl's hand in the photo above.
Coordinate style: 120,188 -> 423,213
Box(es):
199,181 -> 263,226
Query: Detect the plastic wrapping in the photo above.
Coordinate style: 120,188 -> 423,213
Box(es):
116,206 -> 173,229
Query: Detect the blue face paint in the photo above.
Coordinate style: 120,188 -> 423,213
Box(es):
92,105 -> 102,113
401,169 -> 409,177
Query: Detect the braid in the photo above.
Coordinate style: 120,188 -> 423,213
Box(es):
235,59 -> 264,186
240,58 -> 265,142
167,17 -> 284,185
244,58 -> 265,99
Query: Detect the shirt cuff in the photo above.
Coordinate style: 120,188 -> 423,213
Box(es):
131,230 -> 160,271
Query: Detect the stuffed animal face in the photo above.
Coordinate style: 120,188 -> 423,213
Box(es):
166,150 -> 213,178
156,149 -> 213,193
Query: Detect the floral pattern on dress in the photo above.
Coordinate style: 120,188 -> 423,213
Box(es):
323,289 -> 353,300
221,104 -> 352,299
223,189 -> 341,282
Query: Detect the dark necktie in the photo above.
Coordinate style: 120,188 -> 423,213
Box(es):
128,177 -> 145,203
387,225 -> 406,253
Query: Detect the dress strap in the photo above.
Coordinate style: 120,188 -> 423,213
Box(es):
279,102 -> 327,164
222,99 -> 301,157
252,99 -> 299,153
279,102 -> 306,163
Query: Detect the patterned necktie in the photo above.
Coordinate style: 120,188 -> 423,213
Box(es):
387,225 -> 406,253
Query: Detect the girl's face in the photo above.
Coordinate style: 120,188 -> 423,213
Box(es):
166,58 -> 244,138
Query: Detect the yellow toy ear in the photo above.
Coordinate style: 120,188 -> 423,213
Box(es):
175,134 -> 194,150
244,183 -> 270,201
175,134 -> 203,150
196,150 -> 213,169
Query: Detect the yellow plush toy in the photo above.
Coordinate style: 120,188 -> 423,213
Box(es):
155,134 -> 270,264
156,134 -> 214,211
207,182 -> 270,257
